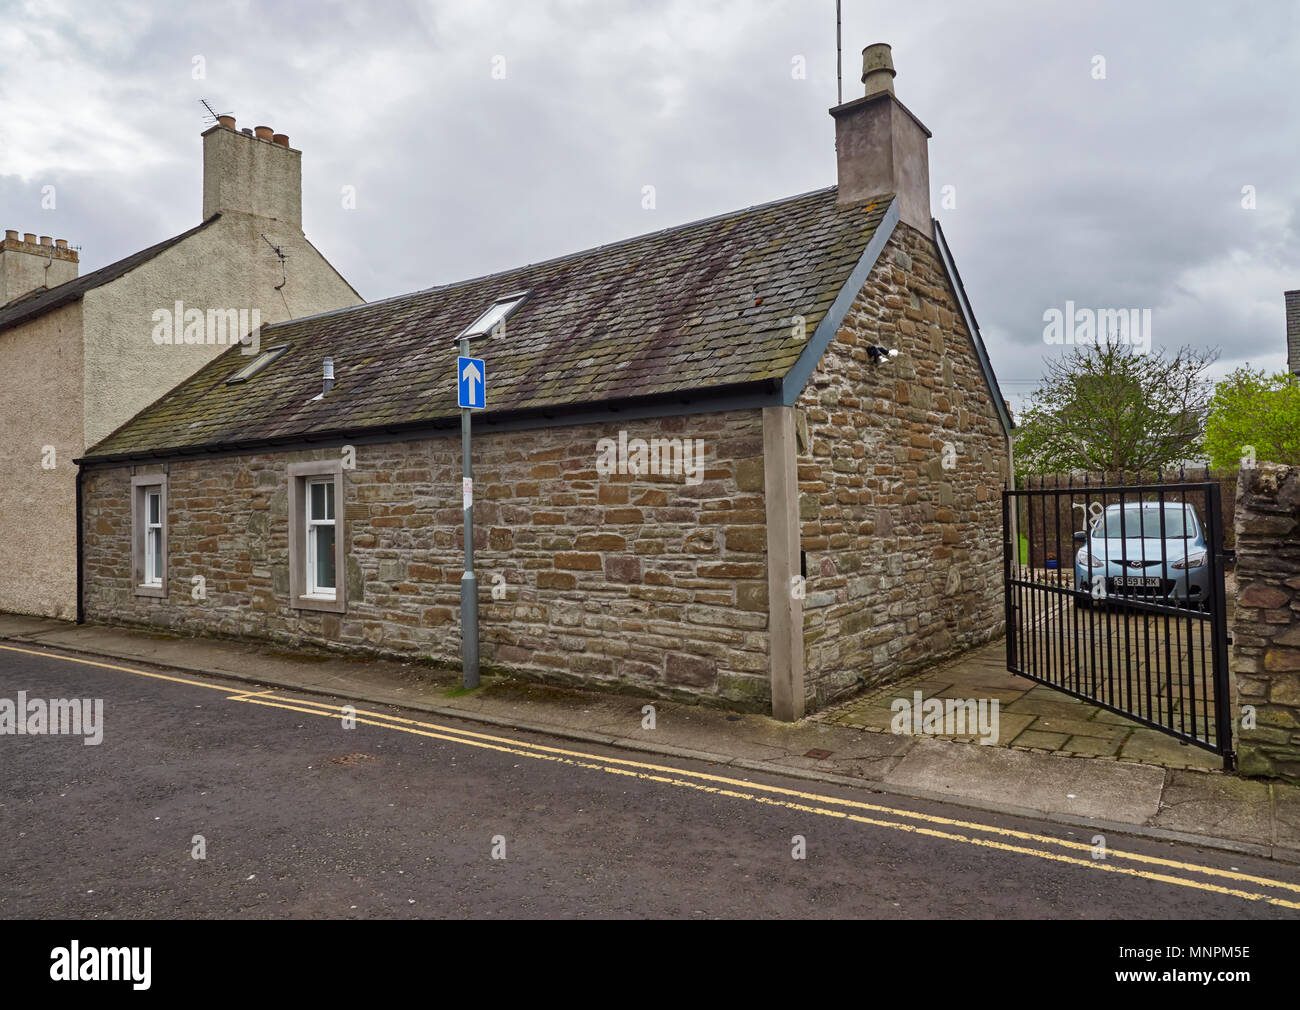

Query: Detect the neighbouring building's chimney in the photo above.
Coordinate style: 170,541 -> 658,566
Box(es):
1286,290 -> 1300,376
1,228 -> 79,306
830,42 -> 933,231
201,115 -> 302,229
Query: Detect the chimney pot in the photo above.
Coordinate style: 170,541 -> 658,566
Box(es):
4,230 -> 16,242
861,43 -> 896,96
831,41 -> 932,228
217,115 -> 236,130
39,235 -> 52,246
272,133 -> 290,147
23,233 -> 36,244
204,118 -> 303,229
55,238 -> 67,249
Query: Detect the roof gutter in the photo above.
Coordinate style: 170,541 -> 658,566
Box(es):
75,378 -> 786,468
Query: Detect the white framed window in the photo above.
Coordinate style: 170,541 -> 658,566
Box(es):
288,461 -> 346,613
144,488 -> 163,586
131,474 -> 167,598
305,478 -> 336,598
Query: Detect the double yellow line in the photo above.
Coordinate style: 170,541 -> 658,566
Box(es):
5,641 -> 1300,910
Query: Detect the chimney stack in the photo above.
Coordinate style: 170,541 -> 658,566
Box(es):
202,115 -> 302,229
1286,290 -> 1300,376
1,228 -> 79,307
830,42 -> 933,231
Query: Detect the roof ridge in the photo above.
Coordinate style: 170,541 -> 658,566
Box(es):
254,185 -> 842,334
0,214 -> 222,334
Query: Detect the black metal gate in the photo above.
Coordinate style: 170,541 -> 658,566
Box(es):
1002,479 -> 1234,769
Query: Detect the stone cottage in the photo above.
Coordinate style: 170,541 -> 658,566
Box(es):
0,116 -> 361,619
78,45 -> 1014,719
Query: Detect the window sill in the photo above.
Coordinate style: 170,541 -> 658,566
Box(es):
133,583 -> 165,599
292,592 -> 345,614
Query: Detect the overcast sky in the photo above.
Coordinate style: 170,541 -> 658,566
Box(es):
2,0 -> 1296,409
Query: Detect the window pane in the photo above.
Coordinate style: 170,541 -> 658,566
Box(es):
324,483 -> 335,520
310,481 -> 327,520
1101,506 -> 1189,539
149,529 -> 162,580
231,351 -> 272,381
314,525 -> 336,589
147,490 -> 160,525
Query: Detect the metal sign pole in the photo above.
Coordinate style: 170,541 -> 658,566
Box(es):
460,334 -> 479,689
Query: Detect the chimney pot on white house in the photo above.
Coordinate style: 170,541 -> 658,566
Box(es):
1,226 -> 79,306
202,116 -> 302,229
831,42 -> 933,231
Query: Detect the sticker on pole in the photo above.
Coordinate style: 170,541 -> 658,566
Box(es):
457,356 -> 485,409
463,477 -> 473,510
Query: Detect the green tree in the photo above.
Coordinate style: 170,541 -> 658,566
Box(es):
1204,367 -> 1300,468
1014,342 -> 1218,476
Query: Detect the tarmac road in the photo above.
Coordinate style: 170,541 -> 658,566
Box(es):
2,642 -> 1298,919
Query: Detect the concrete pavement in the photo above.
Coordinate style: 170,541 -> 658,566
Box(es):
2,612 -> 1297,864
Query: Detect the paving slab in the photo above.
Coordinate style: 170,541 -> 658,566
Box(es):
1010,729 -> 1071,750
1152,770 -> 1276,842
881,736 -> 1166,822
0,614 -> 73,638
1118,729 -> 1222,772
1061,734 -> 1125,757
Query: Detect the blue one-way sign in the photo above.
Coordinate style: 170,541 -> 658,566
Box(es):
457,356 -> 485,409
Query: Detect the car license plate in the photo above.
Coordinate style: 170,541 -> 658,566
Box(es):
1111,576 -> 1161,588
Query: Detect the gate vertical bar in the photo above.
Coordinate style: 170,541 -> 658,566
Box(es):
1206,482 -> 1234,768
1003,489 -> 1016,672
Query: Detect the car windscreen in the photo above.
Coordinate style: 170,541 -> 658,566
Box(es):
1099,506 -> 1193,539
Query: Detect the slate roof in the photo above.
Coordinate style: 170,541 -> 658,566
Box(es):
85,188 -> 892,460
0,216 -> 221,334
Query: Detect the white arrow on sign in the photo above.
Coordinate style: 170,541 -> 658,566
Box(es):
461,359 -> 482,402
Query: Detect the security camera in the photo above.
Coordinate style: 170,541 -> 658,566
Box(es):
867,345 -> 899,363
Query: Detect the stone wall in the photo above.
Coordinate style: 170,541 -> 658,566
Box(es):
1232,462 -> 1300,781
81,409 -> 772,706
795,222 -> 1009,707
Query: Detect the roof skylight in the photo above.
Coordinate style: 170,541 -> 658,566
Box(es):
457,291 -> 529,341
225,343 -> 290,384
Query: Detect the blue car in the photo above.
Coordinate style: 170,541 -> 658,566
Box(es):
1074,501 -> 1212,608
